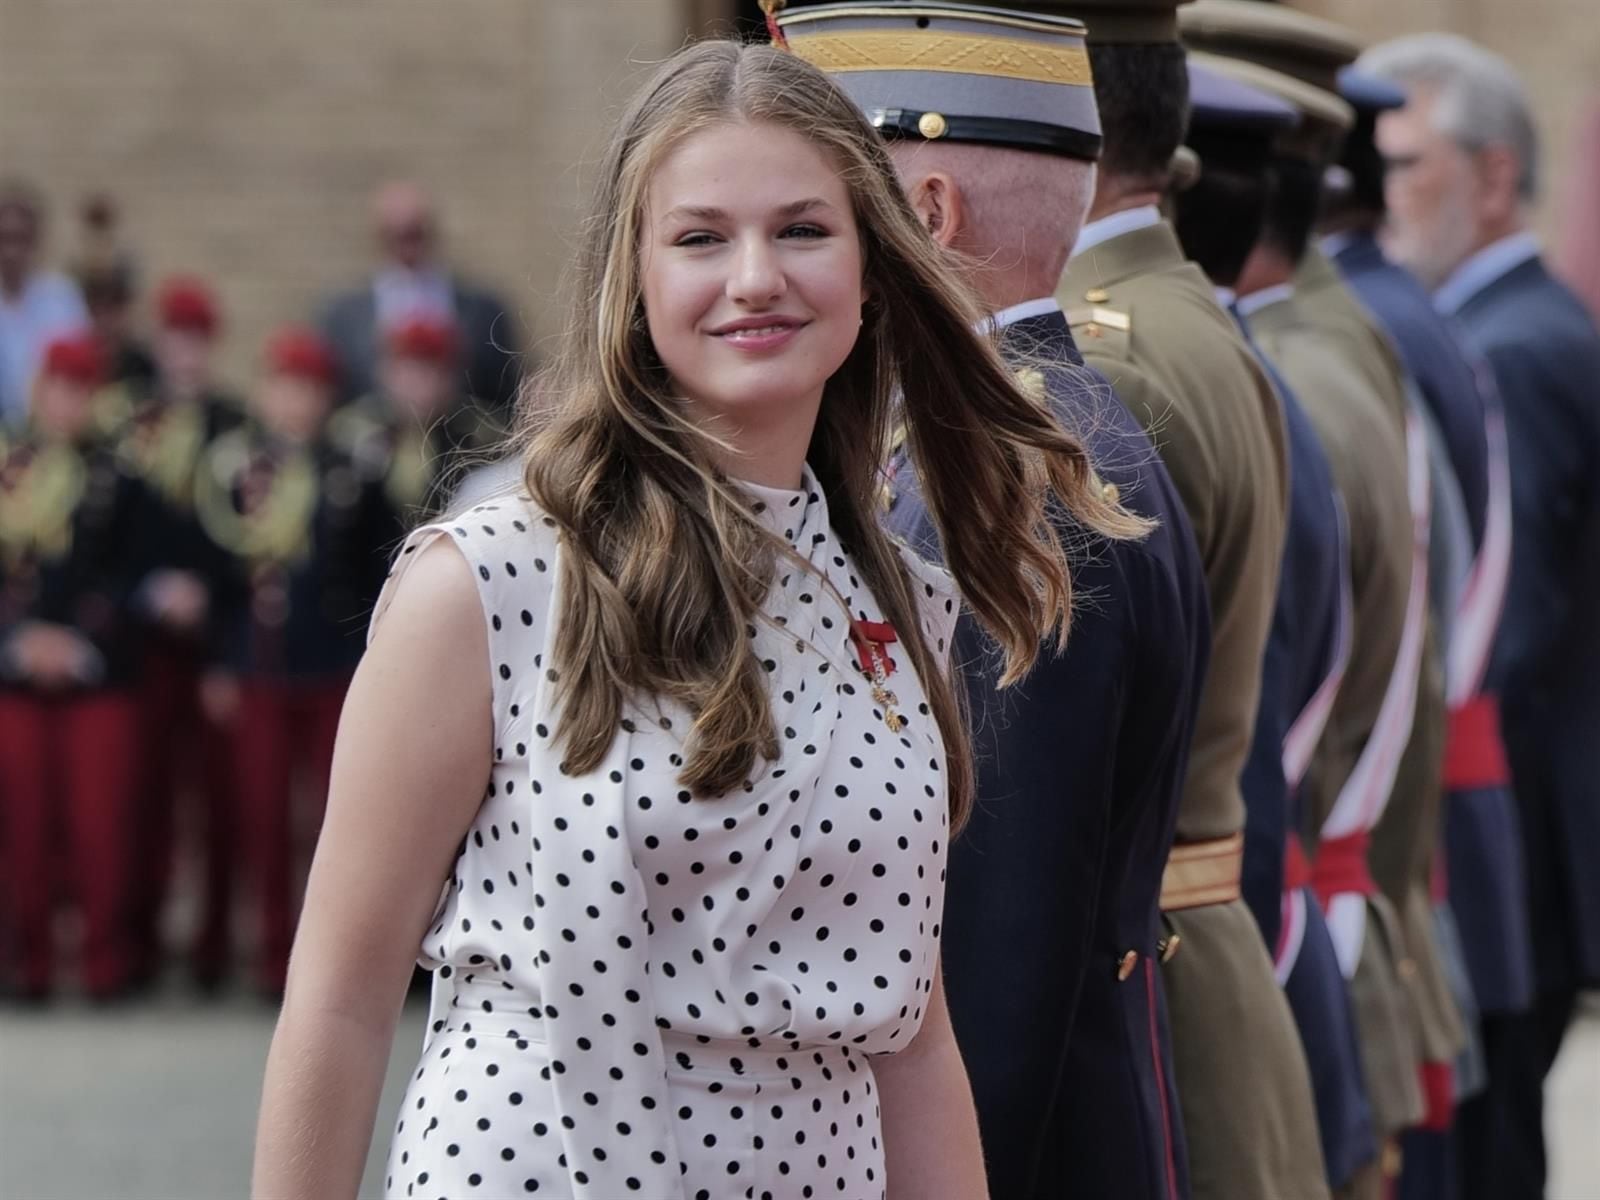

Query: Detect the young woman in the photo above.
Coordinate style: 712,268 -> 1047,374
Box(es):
252,38 -> 1142,1200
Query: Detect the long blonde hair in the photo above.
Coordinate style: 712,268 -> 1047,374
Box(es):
518,39 -> 1144,829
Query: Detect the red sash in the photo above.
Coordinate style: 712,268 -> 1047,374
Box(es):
1442,693 -> 1511,790
1309,831 -> 1378,909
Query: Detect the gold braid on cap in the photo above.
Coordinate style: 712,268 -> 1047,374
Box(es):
759,0 -> 789,49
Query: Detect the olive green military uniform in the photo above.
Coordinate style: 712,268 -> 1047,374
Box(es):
1294,252 -> 1467,1078
1245,292 -> 1427,1146
1181,4 -> 1465,1179
1058,220 -> 1329,1200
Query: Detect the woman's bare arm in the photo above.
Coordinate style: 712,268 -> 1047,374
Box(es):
873,960 -> 989,1200
251,539 -> 494,1199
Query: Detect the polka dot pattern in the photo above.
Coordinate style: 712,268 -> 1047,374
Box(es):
371,470 -> 959,1199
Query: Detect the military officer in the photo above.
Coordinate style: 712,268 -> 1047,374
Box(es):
0,333 -> 158,1000
195,326 -> 400,995
1174,62 -> 1381,1197
1186,9 -> 1487,1189
779,5 -> 1212,1195
1181,44 -> 1428,1197
894,2 -> 1323,1196
1179,25 -> 1470,1165
1361,34 -> 1600,1200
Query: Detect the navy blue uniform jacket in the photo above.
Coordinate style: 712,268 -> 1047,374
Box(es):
886,309 -> 1210,1200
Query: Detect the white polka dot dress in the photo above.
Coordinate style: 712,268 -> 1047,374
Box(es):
373,467 -> 959,1200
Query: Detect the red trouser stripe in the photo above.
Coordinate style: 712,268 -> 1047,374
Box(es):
1419,1060 -> 1455,1132
1145,958 -> 1180,1200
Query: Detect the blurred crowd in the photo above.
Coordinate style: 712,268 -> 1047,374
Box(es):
0,177 -> 522,1000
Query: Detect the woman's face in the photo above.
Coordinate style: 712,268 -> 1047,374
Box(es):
640,120 -> 865,485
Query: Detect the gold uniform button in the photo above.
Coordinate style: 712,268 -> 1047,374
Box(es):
1116,950 -> 1139,982
918,111 -> 949,140
1101,481 -> 1121,506
1085,287 -> 1111,304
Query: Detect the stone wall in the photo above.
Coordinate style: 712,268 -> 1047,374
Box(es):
0,0 -> 694,382
1,0 -> 1591,383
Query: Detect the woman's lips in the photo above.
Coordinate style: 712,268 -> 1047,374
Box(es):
711,318 -> 808,352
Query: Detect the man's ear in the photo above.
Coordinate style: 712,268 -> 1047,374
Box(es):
905,170 -> 965,249
1474,142 -> 1525,225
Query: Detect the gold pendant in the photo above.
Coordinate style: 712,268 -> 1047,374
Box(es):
867,644 -> 903,732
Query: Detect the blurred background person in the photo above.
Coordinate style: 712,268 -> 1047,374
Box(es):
1364,33 -> 1600,1200
0,180 -> 89,427
116,277 -> 247,992
330,315 -> 506,523
0,333 -> 157,1002
193,327 -> 399,996
315,180 -> 523,416
73,192 -> 157,393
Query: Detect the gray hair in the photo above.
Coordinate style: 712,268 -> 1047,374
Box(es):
1359,33 -> 1540,201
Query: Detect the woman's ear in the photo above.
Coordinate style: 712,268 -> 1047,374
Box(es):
906,171 -> 964,249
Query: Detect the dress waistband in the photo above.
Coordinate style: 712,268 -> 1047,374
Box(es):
436,975 -> 876,1084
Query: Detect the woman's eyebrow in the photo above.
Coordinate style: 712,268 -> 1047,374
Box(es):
663,197 -> 836,223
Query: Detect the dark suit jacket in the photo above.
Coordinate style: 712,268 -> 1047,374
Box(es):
1451,252 -> 1600,991
887,309 -> 1209,1200
316,273 -> 523,413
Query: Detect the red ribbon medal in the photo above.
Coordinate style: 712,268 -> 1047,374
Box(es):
849,618 -> 898,677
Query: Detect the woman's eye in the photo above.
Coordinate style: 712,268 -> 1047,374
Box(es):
782,223 -> 828,239
674,232 -> 720,247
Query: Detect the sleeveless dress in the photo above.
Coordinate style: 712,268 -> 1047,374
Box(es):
375,468 -> 959,1200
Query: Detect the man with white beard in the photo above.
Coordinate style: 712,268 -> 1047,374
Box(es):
1363,34 -> 1600,1200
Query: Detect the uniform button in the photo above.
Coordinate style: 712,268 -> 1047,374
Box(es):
1116,950 -> 1139,982
1101,481 -> 1121,506
917,111 -> 948,139
1085,287 -> 1110,304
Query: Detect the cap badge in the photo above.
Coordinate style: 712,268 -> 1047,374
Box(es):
917,111 -> 949,140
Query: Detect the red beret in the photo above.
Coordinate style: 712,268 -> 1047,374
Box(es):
157,276 -> 220,336
265,326 -> 338,387
40,333 -> 107,388
385,316 -> 459,366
